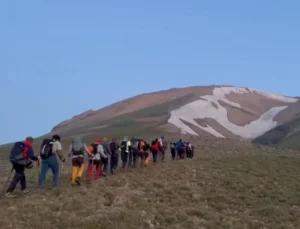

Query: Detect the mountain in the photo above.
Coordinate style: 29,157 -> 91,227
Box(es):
51,85 -> 300,141
252,114 -> 300,149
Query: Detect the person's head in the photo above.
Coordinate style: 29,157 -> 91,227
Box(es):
179,139 -> 182,142
95,138 -> 102,144
155,138 -> 158,142
25,136 -> 34,143
103,137 -> 108,142
52,134 -> 61,142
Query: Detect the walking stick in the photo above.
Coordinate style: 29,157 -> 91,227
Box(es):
1,167 -> 13,198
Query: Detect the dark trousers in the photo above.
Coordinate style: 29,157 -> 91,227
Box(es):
170,149 -> 176,160
159,149 -> 165,162
101,157 -> 109,175
177,149 -> 184,159
187,149 -> 193,158
7,163 -> 26,193
152,150 -> 158,163
121,151 -> 128,168
132,150 -> 139,168
110,155 -> 119,173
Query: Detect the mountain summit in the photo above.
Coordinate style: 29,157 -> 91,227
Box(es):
52,85 -> 299,140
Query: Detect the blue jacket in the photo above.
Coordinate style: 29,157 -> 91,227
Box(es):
176,141 -> 184,150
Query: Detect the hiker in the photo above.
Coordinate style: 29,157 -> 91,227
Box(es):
108,138 -> 120,174
86,139 -> 105,183
100,137 -> 109,176
120,136 -> 131,168
6,137 -> 39,198
151,139 -> 159,163
170,142 -> 176,160
68,136 -> 90,185
131,138 -> 141,168
38,134 -> 66,188
176,139 -> 185,159
158,136 -> 167,162
186,142 -> 194,159
138,139 -> 150,167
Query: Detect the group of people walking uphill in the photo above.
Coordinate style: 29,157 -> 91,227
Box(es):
4,134 -> 194,198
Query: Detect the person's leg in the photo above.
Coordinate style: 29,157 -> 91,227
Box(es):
76,157 -> 84,184
72,157 -> 79,184
111,156 -> 117,173
49,156 -> 59,187
101,157 -> 108,176
19,165 -> 27,192
128,151 -> 133,167
110,156 -> 114,173
153,150 -> 158,163
86,160 -> 93,182
38,159 -> 50,187
7,164 -> 24,194
161,149 -> 165,162
121,151 -> 127,169
95,160 -> 101,179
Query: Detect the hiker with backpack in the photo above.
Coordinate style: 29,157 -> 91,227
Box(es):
158,136 -> 167,162
108,138 -> 120,174
120,136 -> 131,169
151,139 -> 159,163
6,137 -> 39,198
186,142 -> 194,159
38,134 -> 66,188
131,138 -> 141,168
68,136 -> 90,185
100,137 -> 110,177
140,140 -> 151,167
176,139 -> 185,159
86,139 -> 106,183
170,142 -> 176,160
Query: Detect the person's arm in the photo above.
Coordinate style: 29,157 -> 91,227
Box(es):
97,144 -> 107,158
27,147 -> 38,161
84,144 -> 92,156
107,143 -> 112,155
68,144 -> 72,157
55,142 -> 65,162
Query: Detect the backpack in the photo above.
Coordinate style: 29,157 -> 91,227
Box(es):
72,137 -> 84,155
90,143 -> 98,155
40,139 -> 54,159
151,141 -> 159,151
9,142 -> 27,165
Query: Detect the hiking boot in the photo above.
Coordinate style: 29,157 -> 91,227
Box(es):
5,192 -> 16,198
75,177 -> 81,185
21,188 -> 31,194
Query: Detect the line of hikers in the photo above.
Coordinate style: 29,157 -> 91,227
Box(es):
4,135 -> 194,198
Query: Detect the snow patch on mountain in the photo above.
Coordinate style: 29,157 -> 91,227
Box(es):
167,86 -> 298,139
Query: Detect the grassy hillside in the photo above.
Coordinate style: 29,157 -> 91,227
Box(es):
0,137 -> 300,229
252,115 -> 300,149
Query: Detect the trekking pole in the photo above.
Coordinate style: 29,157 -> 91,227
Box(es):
1,167 -> 13,198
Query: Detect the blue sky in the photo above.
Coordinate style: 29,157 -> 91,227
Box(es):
0,0 -> 299,144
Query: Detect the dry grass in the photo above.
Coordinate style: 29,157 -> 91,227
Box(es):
0,138 -> 300,229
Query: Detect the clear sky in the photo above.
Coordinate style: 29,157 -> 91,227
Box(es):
0,0 -> 299,144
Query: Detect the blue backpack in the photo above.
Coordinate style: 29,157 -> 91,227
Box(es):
9,142 -> 27,165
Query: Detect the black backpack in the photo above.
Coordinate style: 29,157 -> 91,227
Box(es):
40,139 -> 53,159
9,142 -> 26,164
